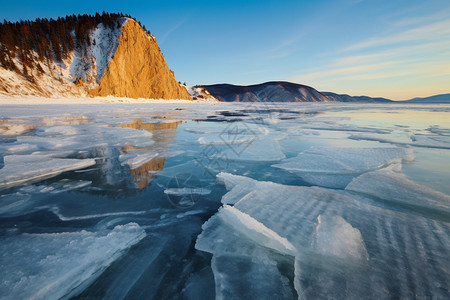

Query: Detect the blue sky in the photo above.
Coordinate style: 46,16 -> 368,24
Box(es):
1,0 -> 449,99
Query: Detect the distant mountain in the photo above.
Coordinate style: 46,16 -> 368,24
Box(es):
201,81 -> 392,103
405,94 -> 450,103
202,81 -> 331,102
322,92 -> 392,103
0,13 -> 191,99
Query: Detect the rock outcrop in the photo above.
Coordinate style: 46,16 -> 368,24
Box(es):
92,20 -> 191,99
0,15 -> 191,100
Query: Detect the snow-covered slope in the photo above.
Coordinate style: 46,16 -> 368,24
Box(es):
69,20 -> 125,89
405,93 -> 450,103
0,19 -> 126,97
201,82 -> 396,103
203,81 -> 331,102
323,91 -> 392,103
185,85 -> 219,102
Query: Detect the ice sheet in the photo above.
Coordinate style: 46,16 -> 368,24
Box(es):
217,138 -> 286,162
197,135 -> 256,145
119,150 -> 159,170
196,173 -> 450,299
0,223 -> 146,300
311,215 -> 369,262
346,164 -> 450,213
196,206 -> 296,299
211,253 -> 295,300
0,155 -> 96,189
22,124 -> 154,151
349,133 -> 450,149
272,147 -> 414,188
1,102 -> 449,299
197,205 -> 295,256
164,187 -> 211,196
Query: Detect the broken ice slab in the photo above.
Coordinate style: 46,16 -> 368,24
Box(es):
196,205 -> 296,256
346,164 -> 450,217
197,173 -> 450,299
196,206 -> 297,300
272,147 -> 414,188
119,150 -> 159,170
197,135 -> 257,145
0,154 -> 96,189
0,223 -> 146,300
2,124 -> 154,156
311,215 -> 369,262
23,124 -> 155,151
349,132 -> 450,149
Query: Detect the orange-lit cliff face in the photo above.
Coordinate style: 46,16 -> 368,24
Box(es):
92,20 -> 191,100
0,16 -> 191,100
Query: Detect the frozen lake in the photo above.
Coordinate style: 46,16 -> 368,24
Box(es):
0,102 -> 449,299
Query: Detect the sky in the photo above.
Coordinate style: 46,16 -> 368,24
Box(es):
1,0 -> 449,100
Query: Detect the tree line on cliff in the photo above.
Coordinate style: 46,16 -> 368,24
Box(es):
0,12 -> 148,82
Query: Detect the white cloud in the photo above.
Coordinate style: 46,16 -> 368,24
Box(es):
160,17 -> 189,44
344,18 -> 450,52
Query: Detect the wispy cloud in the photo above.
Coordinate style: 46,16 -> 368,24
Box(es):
344,18 -> 450,52
159,17 -> 189,44
392,10 -> 450,27
289,9 -> 450,99
292,59 -> 419,82
334,40 -> 450,67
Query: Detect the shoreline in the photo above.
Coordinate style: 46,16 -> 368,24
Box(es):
0,95 -> 219,105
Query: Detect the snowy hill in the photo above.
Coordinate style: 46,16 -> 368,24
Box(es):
202,81 -> 331,102
185,85 -> 219,102
202,82 -> 395,103
0,13 -> 191,100
323,92 -> 392,103
405,93 -> 450,103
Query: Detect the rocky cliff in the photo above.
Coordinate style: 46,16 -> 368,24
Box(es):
0,14 -> 191,100
92,19 -> 190,99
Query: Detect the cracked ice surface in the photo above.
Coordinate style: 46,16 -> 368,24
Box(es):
0,102 -> 449,299
197,173 -> 450,299
272,147 -> 414,188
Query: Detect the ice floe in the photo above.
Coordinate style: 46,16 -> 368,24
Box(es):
346,164 -> 450,214
311,215 -> 369,262
349,133 -> 450,149
272,147 -> 414,188
196,206 -> 296,300
0,155 -> 96,189
196,173 -> 450,299
119,150 -> 159,170
0,223 -> 146,300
